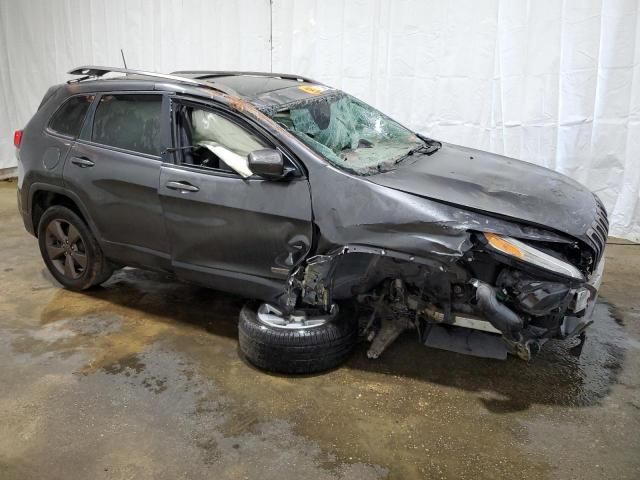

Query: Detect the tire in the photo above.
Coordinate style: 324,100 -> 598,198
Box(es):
238,302 -> 358,374
37,205 -> 113,291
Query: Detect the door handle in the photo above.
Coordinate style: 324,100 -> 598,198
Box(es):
166,180 -> 200,193
70,156 -> 95,168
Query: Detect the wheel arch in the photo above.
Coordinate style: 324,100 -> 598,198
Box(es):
29,184 -> 100,240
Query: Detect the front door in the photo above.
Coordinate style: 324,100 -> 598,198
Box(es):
63,92 -> 170,269
159,100 -> 313,297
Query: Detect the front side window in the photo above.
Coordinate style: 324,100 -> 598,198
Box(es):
49,95 -> 94,137
272,93 -> 421,175
176,105 -> 268,177
92,94 -> 162,156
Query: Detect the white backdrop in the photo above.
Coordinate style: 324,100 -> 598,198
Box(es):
1,0 -> 639,240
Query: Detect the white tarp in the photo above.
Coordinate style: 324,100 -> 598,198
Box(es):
1,0 -> 639,240
0,0 -> 271,168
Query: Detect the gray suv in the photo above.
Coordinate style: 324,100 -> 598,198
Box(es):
16,66 -> 608,373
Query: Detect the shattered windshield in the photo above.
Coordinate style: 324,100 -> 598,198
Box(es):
271,93 -> 423,175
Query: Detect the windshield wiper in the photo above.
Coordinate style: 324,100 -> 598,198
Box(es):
408,143 -> 439,156
414,137 -> 442,155
394,141 -> 441,164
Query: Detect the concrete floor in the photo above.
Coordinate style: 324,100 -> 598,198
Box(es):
0,180 -> 638,480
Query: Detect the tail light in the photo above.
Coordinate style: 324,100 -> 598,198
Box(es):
13,130 -> 23,148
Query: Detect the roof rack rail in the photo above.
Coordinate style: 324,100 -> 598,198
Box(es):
171,70 -> 324,86
67,66 -> 237,96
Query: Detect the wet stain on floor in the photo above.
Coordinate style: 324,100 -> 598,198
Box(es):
0,181 -> 638,479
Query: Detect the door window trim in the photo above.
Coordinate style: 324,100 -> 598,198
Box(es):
76,91 -> 168,160
168,97 -> 305,179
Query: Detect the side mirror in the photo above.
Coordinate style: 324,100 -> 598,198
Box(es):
248,148 -> 285,179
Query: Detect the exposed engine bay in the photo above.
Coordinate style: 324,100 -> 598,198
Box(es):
279,231 -> 605,361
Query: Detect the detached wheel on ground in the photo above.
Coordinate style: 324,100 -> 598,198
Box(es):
238,302 -> 358,374
37,205 -> 113,291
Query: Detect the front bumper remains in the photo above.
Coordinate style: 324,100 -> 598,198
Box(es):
420,257 -> 606,361
561,256 -> 605,338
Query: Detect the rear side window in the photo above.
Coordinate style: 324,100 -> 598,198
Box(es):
49,95 -> 94,137
91,94 -> 162,156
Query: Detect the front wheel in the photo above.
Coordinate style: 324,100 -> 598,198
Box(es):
37,206 -> 112,291
238,302 -> 358,374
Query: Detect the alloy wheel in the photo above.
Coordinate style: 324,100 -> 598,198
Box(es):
44,219 -> 87,279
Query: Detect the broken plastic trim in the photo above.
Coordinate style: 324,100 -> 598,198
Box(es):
283,244 -> 465,313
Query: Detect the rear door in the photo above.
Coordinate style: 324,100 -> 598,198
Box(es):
63,92 -> 171,269
159,99 -> 313,289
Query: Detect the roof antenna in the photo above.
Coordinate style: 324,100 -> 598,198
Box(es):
120,49 -> 128,69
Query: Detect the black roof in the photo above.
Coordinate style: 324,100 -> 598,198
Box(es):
173,73 -> 308,98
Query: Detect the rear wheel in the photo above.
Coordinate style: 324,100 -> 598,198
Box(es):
238,302 -> 358,374
38,206 -> 112,290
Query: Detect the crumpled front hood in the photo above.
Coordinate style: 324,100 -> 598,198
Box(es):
367,143 -> 597,240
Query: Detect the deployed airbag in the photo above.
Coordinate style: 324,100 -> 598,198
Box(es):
192,109 -> 264,177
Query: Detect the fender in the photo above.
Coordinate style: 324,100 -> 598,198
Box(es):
28,182 -> 103,242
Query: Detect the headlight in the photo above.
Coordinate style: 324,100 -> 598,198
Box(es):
483,232 -> 584,281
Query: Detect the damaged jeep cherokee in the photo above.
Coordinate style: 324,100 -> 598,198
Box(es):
16,66 -> 607,373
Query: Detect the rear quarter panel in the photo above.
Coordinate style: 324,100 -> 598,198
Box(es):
17,87 -> 75,228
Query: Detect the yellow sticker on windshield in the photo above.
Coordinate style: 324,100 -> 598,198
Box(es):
299,85 -> 328,95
